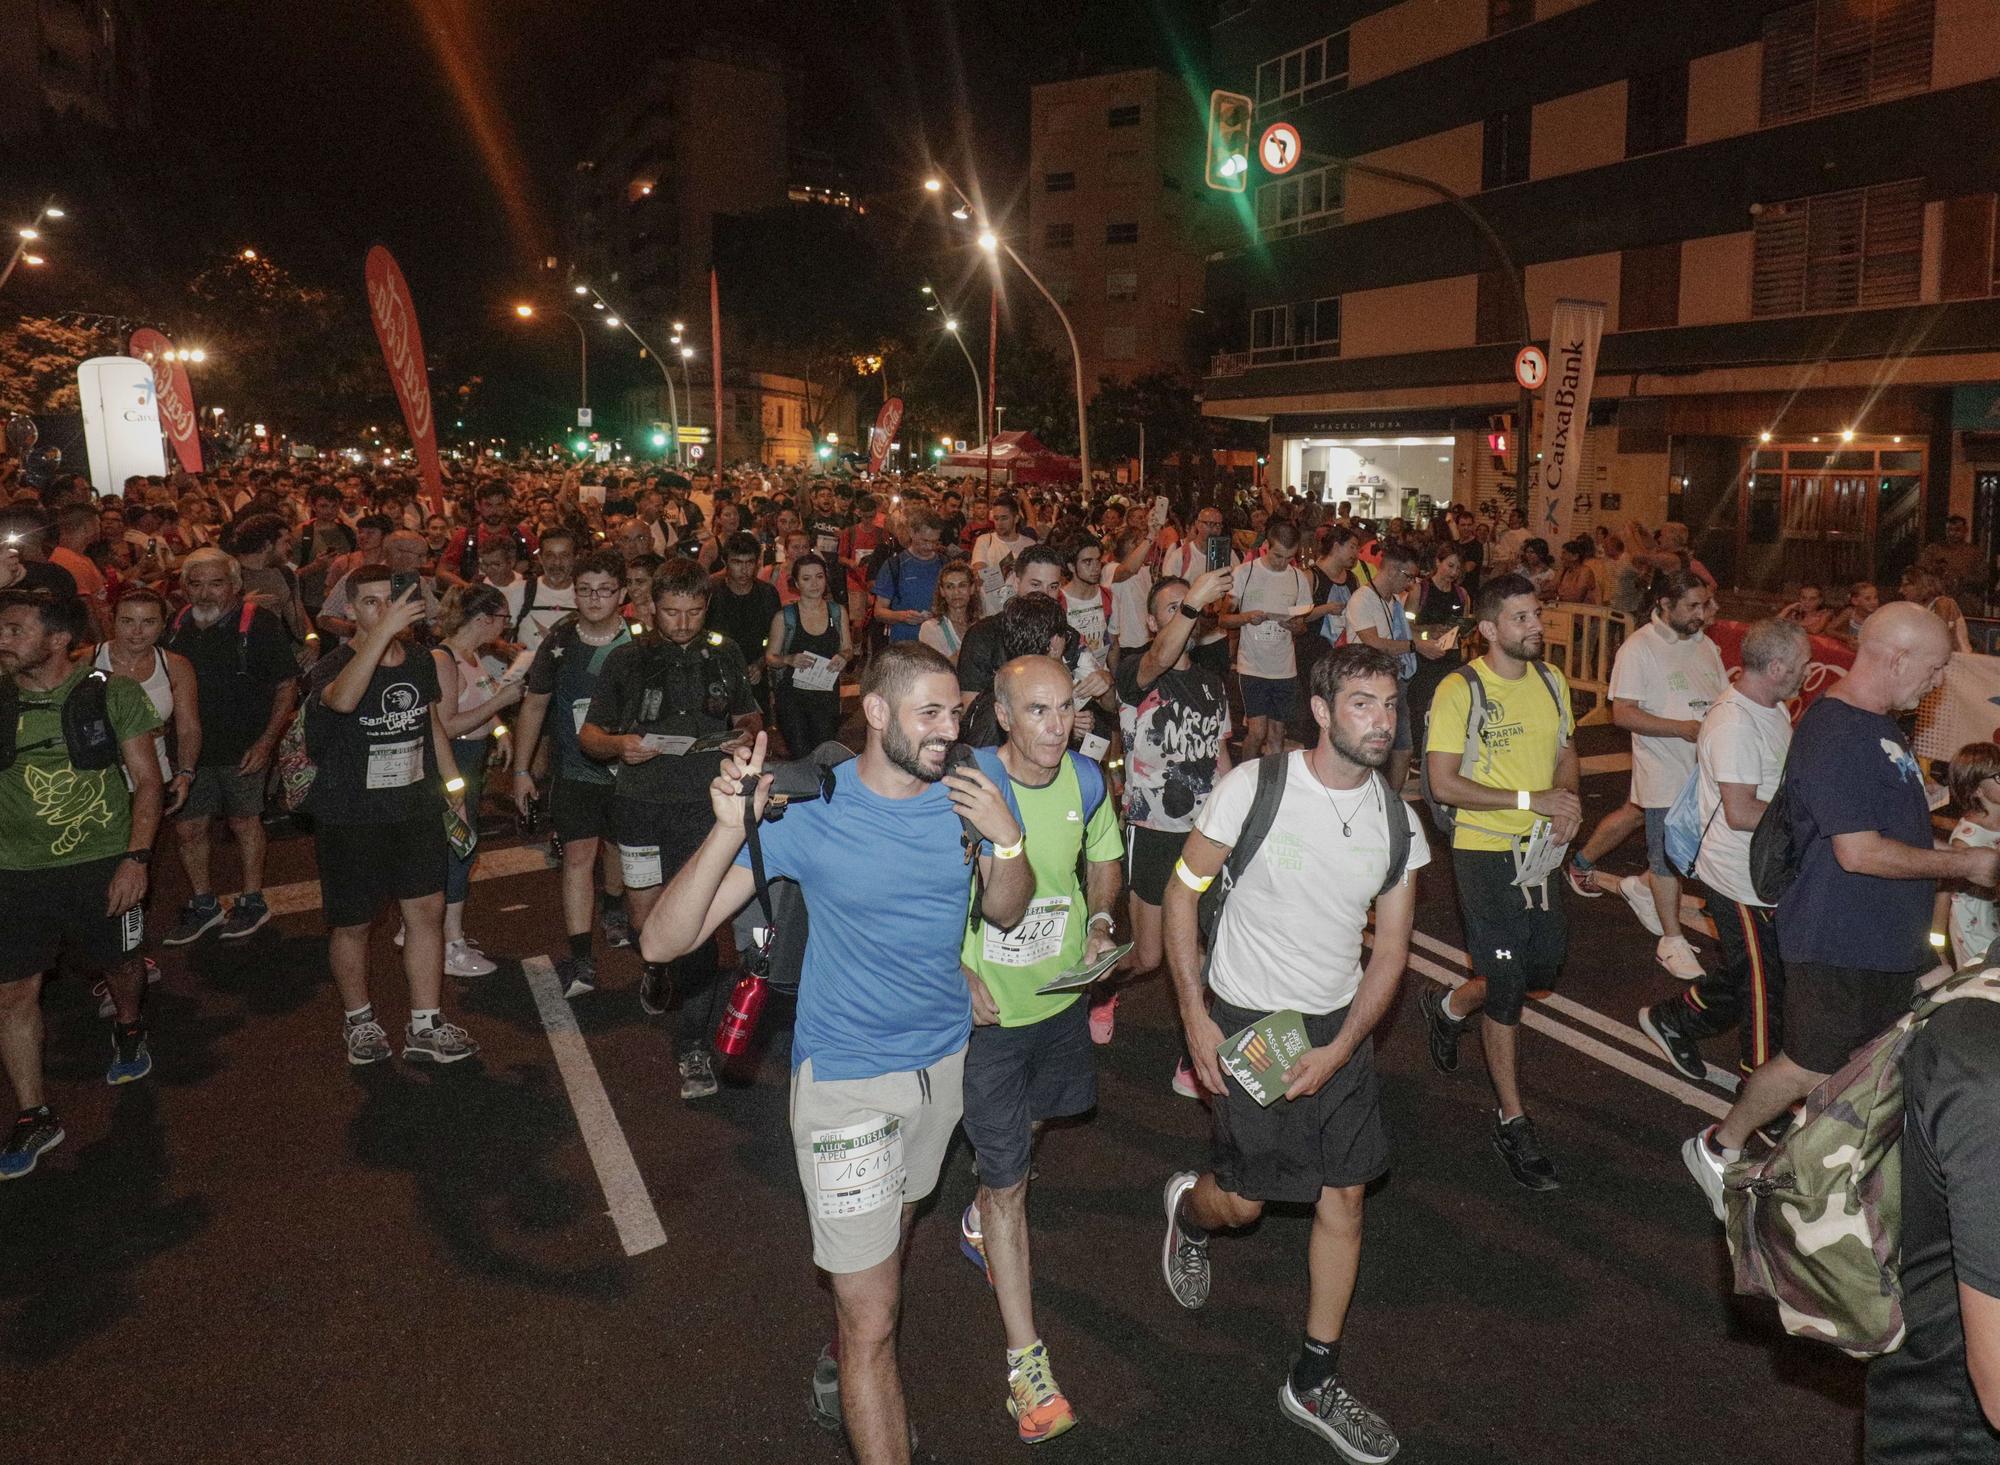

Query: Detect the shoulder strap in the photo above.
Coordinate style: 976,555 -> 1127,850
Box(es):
1529,659 -> 1570,742
780,601 -> 800,655
1224,753 -> 1290,886
1376,771 -> 1412,895
970,745 -> 1026,833
1067,750 -> 1107,826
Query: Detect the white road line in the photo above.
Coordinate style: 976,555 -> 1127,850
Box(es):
520,956 -> 668,1257
260,843 -> 551,917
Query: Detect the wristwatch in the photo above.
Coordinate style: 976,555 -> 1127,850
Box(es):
122,848 -> 152,866
1179,602 -> 1202,621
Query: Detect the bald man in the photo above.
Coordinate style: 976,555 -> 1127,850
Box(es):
1686,603 -> 1995,1216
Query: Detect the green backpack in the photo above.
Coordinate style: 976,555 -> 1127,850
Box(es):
1724,963 -> 2000,1358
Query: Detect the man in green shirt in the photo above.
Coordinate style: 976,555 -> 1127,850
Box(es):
0,589 -> 166,1179
958,653 -> 1123,1445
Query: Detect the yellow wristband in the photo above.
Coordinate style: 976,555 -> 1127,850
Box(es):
1931,930 -> 1948,950
1174,857 -> 1214,893
1516,789 -> 1532,811
991,837 -> 1024,860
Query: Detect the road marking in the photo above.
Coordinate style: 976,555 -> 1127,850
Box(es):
261,843 -> 551,917
520,955 -> 668,1257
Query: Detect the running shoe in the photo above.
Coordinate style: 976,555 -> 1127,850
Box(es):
1656,935 -> 1705,981
1279,1375 -> 1400,1463
556,955 -> 596,999
344,1017 -> 392,1066
1637,1003 -> 1707,1081
638,964 -> 672,1016
218,891 -> 271,941
1088,991 -> 1117,1045
678,1048 -> 719,1100
1493,1113 -> 1560,1191
601,905 -> 636,950
106,1023 -> 152,1085
1419,983 -> 1464,1074
1563,860 -> 1603,899
0,1109 -> 64,1180
1683,1124 -> 1729,1222
808,1344 -> 843,1433
161,896 -> 224,947
443,939 -> 497,977
959,1204 -> 993,1287
403,1020 -> 480,1064
1618,874 -> 1665,937
1161,1171 -> 1210,1309
1006,1342 -> 1078,1444
1171,1058 -> 1201,1099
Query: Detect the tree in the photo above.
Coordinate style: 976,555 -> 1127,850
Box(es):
0,315 -> 120,417
1088,371 -> 1203,468
991,335 -> 1081,455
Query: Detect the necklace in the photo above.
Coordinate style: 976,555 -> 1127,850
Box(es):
1311,759 -> 1376,837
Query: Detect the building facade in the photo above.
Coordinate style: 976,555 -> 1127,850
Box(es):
1025,69 -> 1234,396
0,0 -> 149,139
1202,0 -> 2000,592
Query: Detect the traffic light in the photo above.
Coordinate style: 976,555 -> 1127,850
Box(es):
1205,89 -> 1253,193
1487,413 -> 1514,474
651,431 -> 668,448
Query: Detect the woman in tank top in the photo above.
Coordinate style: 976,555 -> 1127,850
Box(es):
766,552 -> 852,756
93,588 -> 200,815
919,560 -> 977,666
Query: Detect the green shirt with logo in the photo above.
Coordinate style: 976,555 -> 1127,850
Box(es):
0,666 -> 162,871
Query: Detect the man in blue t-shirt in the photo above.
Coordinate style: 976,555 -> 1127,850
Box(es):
1686,604 -> 1998,1216
871,510 -> 946,643
643,641 -> 1030,1463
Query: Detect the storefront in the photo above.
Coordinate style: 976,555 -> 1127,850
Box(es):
1279,434 -> 1455,520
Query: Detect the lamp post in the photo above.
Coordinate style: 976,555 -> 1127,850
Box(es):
0,197 -> 66,294
925,173 -> 1090,491
513,303 -> 589,423
921,284 -> 986,433
574,283 -> 679,464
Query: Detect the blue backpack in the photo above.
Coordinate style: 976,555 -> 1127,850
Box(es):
965,744 -> 1107,932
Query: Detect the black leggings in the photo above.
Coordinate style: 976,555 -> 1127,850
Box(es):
778,687 -> 843,757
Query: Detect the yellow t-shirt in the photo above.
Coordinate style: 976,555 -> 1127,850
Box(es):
1424,657 -> 1572,852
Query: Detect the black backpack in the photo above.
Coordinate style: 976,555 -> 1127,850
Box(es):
1748,764 -> 1801,905
0,669 -> 119,773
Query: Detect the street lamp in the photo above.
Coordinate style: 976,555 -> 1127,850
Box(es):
928,289 -> 985,440
0,196 -> 69,293
574,282 -> 681,463
511,301 -> 589,423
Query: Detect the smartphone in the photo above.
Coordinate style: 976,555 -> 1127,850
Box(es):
389,570 -> 419,602
1204,534 -> 1230,572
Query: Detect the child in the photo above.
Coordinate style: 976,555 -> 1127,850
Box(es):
1945,741 -> 2000,968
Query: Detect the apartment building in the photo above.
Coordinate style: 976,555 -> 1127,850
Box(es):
0,0 -> 149,139
1202,0 -> 2000,591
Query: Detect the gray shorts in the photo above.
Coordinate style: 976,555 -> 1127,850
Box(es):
789,1045 -> 966,1274
180,765 -> 267,821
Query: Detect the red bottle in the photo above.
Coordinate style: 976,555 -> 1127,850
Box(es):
713,971 -> 769,1057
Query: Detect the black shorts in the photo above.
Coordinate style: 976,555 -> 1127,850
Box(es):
1125,825 -> 1185,908
1783,961 -> 1923,1076
961,999 -> 1097,1190
1451,846 -> 1567,1026
315,812 -> 448,928
0,855 -> 140,984
611,798 -> 715,891
1240,674 -> 1297,723
550,774 -> 616,844
1209,997 -> 1388,1203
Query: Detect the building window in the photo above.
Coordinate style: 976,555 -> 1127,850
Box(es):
1474,269 -> 1516,345
1106,221 -> 1139,245
1248,297 -> 1340,364
1939,194 -> 1998,301
1625,65 -> 1688,157
1751,178 -> 1925,316
1045,171 -> 1076,193
1619,242 -> 1683,330
1255,31 -> 1350,117
1759,0 -> 1934,127
1044,221 -> 1074,249
1489,0 -> 1534,36
1107,104 -> 1142,128
1256,164 -> 1344,241
1106,270 -> 1139,302
1481,106 -> 1531,190
1103,325 -> 1139,360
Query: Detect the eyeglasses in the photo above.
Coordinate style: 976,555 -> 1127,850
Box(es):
575,585 -> 623,599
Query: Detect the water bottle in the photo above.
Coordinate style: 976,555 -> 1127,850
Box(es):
712,971 -> 769,1058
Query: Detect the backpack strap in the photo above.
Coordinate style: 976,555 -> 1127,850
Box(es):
1223,753 -> 1290,890
1068,750 -> 1107,827
779,601 -> 801,657
1376,770 -> 1411,896
514,574 -> 541,635
1529,659 -> 1571,744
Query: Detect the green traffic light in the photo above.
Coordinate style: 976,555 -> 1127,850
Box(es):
817,444 -> 832,459
651,432 -> 668,447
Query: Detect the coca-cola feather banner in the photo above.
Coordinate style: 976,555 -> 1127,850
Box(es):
364,245 -> 445,514
127,328 -> 203,474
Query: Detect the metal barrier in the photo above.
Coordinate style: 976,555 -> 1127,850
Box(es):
1538,603 -> 1634,726
1965,618 -> 2000,656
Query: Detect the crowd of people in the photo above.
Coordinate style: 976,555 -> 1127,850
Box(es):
0,446 -> 1995,1464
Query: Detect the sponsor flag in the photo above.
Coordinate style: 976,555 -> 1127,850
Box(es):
127,328 -> 203,473
1532,299 -> 1605,547
867,397 -> 904,475
364,245 -> 445,514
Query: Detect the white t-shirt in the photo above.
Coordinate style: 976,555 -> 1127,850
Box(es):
1692,689 -> 1792,908
1608,619 -> 1729,807
1063,583 -> 1111,663
515,579 -> 579,654
1196,751 -> 1431,1015
971,531 -> 1035,615
1344,582 -> 1415,679
1108,566 -> 1152,649
1159,541 -> 1236,646
1231,556 -> 1311,679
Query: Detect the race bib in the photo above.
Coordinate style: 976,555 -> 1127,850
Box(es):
983,895 -> 1070,968
570,697 -> 593,734
811,1113 -> 905,1219
618,843 -> 663,888
366,739 -> 423,790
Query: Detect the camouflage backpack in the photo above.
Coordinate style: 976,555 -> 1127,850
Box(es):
1724,964 -> 2000,1357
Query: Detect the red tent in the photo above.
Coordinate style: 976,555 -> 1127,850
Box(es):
937,430 -> 1080,485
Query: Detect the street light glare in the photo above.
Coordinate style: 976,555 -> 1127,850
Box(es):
241,248 -> 257,260
976,230 -> 999,253
923,178 -> 942,192
591,300 -> 605,310
189,349 -> 206,363
944,318 -> 959,331
17,228 -> 37,240
673,321 -> 685,332
22,254 -> 42,267
951,206 -> 971,221
44,207 -> 63,219
606,316 -> 621,327
681,346 -> 694,359
572,284 -> 589,296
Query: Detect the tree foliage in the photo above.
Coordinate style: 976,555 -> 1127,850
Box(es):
0,316 -> 120,417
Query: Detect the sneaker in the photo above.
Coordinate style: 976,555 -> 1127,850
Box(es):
808,1344 -> 843,1433
0,1109 -> 65,1180
393,924 -> 405,949
403,1020 -> 479,1064
218,892 -> 271,940
959,1204 -> 993,1287
601,905 -> 635,950
1564,860 -> 1603,899
1088,990 -> 1117,1045
1619,874 -> 1665,937
1161,1171 -> 1211,1310
105,1023 -> 152,1085
161,896 -> 224,947
94,957 -> 164,1020
1656,935 -> 1705,981
1006,1342 -> 1078,1445
1637,1003 -> 1707,1081
638,964 -> 672,1016
1493,1113 -> 1560,1191
1170,1058 -> 1201,1099
1279,1375 -> 1400,1464
443,939 -> 497,978
1419,984 -> 1465,1075
344,1017 -> 392,1066
1683,1124 -> 1729,1222
556,955 -> 596,999
678,1048 -> 719,1100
